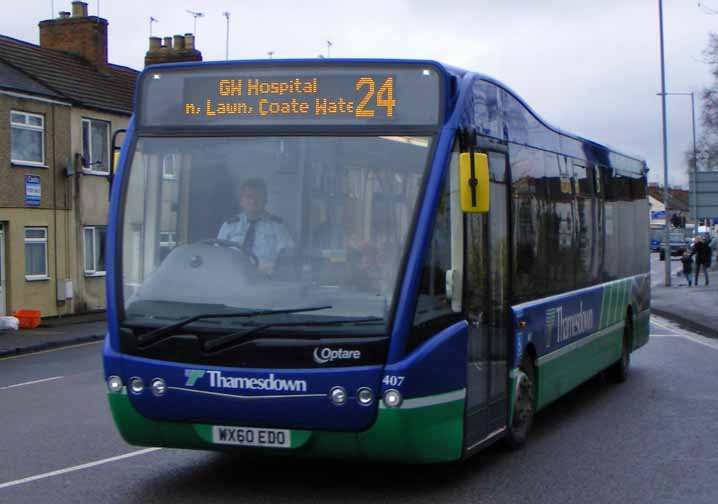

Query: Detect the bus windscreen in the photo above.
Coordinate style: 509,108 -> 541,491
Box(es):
137,63 -> 443,128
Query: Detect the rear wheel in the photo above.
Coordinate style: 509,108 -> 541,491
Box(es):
659,250 -> 665,261
505,355 -> 535,448
607,315 -> 632,383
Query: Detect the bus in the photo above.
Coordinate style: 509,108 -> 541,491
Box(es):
104,60 -> 650,463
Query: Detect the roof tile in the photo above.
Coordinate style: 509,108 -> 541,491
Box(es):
0,34 -> 137,114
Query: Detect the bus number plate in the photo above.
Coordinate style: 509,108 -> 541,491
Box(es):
212,426 -> 291,448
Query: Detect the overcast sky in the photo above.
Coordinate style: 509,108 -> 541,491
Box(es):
2,0 -> 716,187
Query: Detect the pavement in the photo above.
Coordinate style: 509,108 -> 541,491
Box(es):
0,311 -> 106,358
650,253 -> 718,338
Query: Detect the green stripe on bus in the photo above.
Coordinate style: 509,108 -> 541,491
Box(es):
611,281 -> 620,324
600,282 -> 614,329
535,321 -> 624,410
620,279 -> 630,321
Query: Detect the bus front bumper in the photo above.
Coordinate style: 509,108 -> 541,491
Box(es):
107,389 -> 465,463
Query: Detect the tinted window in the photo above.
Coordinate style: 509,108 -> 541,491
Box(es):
512,146 -> 546,301
409,170 -> 460,351
473,81 -> 502,139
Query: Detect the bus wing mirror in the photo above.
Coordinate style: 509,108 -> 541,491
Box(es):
109,128 -> 127,201
459,152 -> 490,213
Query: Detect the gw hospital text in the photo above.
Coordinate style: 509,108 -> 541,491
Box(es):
183,76 -> 395,118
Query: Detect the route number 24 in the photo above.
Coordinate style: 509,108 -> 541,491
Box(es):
355,77 -> 396,118
382,375 -> 405,387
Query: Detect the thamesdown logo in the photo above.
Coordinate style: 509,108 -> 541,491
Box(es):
183,369 -> 307,393
551,301 -> 595,344
185,369 -> 206,386
545,308 -> 558,349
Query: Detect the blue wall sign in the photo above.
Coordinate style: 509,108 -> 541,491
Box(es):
25,175 -> 41,207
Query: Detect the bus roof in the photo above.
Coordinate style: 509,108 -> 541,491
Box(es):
440,62 -> 647,175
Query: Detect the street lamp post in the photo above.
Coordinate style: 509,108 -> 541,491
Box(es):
658,0 -> 671,287
659,92 -> 698,231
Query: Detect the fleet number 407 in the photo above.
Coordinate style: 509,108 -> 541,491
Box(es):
382,375 -> 405,386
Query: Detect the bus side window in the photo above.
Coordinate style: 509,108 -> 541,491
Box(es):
511,146 -> 545,302
543,153 -> 576,294
573,163 -> 597,288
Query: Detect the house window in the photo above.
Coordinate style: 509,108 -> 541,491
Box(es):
162,154 -> 179,180
25,227 -> 48,280
11,111 -> 45,165
84,226 -> 107,275
159,231 -> 177,261
82,118 -> 110,174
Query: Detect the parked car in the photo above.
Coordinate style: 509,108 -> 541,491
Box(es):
659,230 -> 689,260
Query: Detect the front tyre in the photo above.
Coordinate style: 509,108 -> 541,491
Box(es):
607,315 -> 632,383
505,355 -> 535,449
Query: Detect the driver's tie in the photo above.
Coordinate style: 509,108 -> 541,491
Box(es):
243,218 -> 258,253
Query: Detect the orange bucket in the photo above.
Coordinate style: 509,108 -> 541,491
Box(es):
13,310 -> 42,329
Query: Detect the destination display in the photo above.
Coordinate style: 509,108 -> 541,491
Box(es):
138,64 -> 442,127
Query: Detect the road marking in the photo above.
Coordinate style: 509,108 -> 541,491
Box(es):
0,376 -> 63,390
651,318 -> 718,350
0,448 -> 162,490
650,334 -> 718,350
0,340 -> 102,362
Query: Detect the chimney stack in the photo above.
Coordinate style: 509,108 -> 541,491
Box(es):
71,1 -> 88,17
145,33 -> 203,67
39,1 -> 108,70
184,33 -> 195,50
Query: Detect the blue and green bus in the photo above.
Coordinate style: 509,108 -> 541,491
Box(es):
104,60 -> 650,462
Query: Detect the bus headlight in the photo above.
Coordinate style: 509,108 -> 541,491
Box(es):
383,389 -> 403,408
356,387 -> 374,406
107,375 -> 123,393
129,377 -> 144,394
330,386 -> 347,406
151,378 -> 167,397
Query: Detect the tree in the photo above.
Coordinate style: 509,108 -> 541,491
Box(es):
692,33 -> 718,171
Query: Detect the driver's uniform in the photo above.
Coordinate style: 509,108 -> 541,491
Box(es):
217,212 -> 294,272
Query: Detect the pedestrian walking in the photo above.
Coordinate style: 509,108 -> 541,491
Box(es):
691,235 -> 711,286
680,251 -> 693,286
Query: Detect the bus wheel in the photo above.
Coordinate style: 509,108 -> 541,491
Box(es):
607,316 -> 632,383
505,356 -> 535,449
659,250 -> 665,261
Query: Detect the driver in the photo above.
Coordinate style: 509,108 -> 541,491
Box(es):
217,178 -> 294,273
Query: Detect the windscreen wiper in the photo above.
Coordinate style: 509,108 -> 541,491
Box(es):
203,317 -> 385,354
134,305 -> 332,347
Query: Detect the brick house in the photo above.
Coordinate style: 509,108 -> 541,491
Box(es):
0,1 -> 136,317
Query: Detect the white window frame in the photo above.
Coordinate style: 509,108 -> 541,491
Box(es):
159,231 -> 177,249
11,111 -> 45,166
162,154 -> 179,180
83,226 -> 107,276
24,227 -> 48,281
81,118 -> 110,175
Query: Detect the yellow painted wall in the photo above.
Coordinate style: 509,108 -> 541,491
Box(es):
0,208 -> 72,317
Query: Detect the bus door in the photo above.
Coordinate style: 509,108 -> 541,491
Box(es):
463,140 -> 510,451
